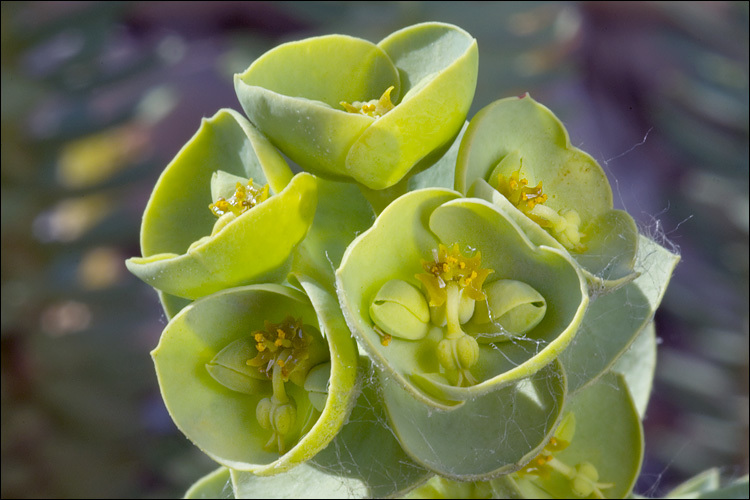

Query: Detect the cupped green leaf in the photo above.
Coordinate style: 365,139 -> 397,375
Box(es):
344,23 -> 478,189
235,23 -> 477,190
127,171 -> 317,299
152,284 -> 357,474
383,360 -> 566,480
455,95 -> 610,219
235,35 -> 399,182
184,467 -> 234,499
141,108 -> 292,257
457,95 -> 638,286
126,109 -> 315,300
336,189 -> 588,409
504,372 -> 643,499
559,235 -> 680,394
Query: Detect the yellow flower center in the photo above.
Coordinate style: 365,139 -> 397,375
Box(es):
209,179 -> 269,217
496,170 -> 586,252
246,316 -> 311,381
340,86 -> 396,118
414,244 -> 494,387
415,243 -> 493,308
496,169 -> 548,216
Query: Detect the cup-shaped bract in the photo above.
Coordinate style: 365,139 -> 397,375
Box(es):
456,95 -> 639,287
126,109 -> 317,300
151,283 -> 358,474
336,188 -> 588,408
496,372 -> 644,499
234,22 -> 478,190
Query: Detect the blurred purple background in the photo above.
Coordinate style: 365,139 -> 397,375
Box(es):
2,2 -> 747,497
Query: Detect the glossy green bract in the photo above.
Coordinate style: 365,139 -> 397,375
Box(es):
125,109 -> 317,300
235,22 -> 478,190
456,95 -> 639,287
336,188 -> 588,408
151,283 -> 358,474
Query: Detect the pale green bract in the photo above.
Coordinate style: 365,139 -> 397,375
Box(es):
122,20 -> 743,500
235,22 -> 478,190
457,95 -> 640,291
336,188 -> 589,409
125,109 -> 317,303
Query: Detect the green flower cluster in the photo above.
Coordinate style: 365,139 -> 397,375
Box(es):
128,22 -> 683,498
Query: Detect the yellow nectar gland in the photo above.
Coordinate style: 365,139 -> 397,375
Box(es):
246,317 -> 311,381
209,179 -> 269,217
340,86 -> 396,119
415,243 -> 493,308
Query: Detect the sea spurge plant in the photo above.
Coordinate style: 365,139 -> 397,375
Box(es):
123,19 -> 737,500
234,22 -> 478,190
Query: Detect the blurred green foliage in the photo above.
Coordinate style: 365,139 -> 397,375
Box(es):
1,2 -> 747,498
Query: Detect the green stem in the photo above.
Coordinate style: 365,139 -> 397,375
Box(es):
271,362 -> 289,404
445,283 -> 464,339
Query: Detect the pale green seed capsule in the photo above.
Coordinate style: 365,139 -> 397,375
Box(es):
256,397 -> 273,430
272,400 -> 297,436
456,334 -> 479,369
571,462 -> 599,497
370,279 -> 430,340
571,475 -> 594,498
472,279 -> 546,340
577,461 -> 599,481
436,338 -> 457,371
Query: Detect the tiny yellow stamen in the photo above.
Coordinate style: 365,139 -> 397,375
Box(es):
340,86 -> 396,118
381,334 -> 392,347
496,170 -> 547,216
416,244 -> 493,308
245,317 -> 312,382
209,180 -> 269,217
